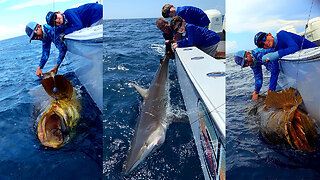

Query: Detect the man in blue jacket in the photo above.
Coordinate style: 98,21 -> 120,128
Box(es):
170,16 -> 220,57
162,4 -> 210,28
254,31 -> 318,62
46,3 -> 102,35
234,48 -> 277,100
25,22 -> 67,77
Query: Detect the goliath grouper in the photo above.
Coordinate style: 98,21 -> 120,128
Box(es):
251,87 -> 317,152
36,73 -> 81,148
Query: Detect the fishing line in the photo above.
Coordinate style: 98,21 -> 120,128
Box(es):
295,0 -> 314,89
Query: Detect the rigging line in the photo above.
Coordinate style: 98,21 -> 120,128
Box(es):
52,0 -> 57,68
295,0 -> 314,88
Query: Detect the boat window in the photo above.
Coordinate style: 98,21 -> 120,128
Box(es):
198,100 -> 220,177
207,72 -> 226,78
191,56 -> 204,60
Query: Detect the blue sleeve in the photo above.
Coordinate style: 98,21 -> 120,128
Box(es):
251,66 -> 263,93
54,38 -> 67,66
55,25 -> 67,34
252,48 -> 275,61
39,40 -> 51,68
177,6 -> 210,27
277,31 -> 300,58
177,28 -> 194,48
195,7 -> 210,27
64,10 -> 83,34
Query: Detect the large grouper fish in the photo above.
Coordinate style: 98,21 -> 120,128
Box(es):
36,72 -> 81,148
250,87 -> 317,152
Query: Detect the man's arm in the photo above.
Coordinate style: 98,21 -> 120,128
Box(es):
64,10 -> 84,34
176,26 -> 194,48
36,40 -> 51,77
54,37 -> 67,69
39,40 -> 51,69
252,66 -> 263,93
277,31 -> 300,58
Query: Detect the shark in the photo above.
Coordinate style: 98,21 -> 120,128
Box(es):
249,87 -> 317,152
36,72 -> 81,148
123,53 -> 171,174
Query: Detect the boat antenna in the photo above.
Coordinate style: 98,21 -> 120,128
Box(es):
295,0 -> 314,89
52,0 -> 58,98
300,0 -> 314,51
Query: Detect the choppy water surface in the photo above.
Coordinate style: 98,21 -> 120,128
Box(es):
226,53 -> 320,179
103,19 -> 203,179
0,36 -> 102,179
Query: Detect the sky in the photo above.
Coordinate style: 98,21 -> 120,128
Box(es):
104,0 -> 225,20
227,0 -> 320,53
0,0 -> 98,41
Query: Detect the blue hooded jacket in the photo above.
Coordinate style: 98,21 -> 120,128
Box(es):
177,24 -> 220,48
176,6 -> 210,27
250,48 -> 279,92
61,3 -> 102,35
276,30 -> 318,58
39,24 -> 67,69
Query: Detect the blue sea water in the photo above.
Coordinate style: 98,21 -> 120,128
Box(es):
103,19 -> 204,179
0,36 -> 102,179
226,53 -> 320,179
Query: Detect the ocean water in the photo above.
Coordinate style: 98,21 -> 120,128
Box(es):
0,36 -> 102,179
103,19 -> 204,179
226,53 -> 320,179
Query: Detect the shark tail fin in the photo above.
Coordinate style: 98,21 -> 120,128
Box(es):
265,87 -> 302,109
133,84 -> 149,99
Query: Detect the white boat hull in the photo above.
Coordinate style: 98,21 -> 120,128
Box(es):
175,47 -> 225,180
278,47 -> 320,127
64,25 -> 103,111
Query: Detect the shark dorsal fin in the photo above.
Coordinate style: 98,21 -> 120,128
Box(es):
134,84 -> 149,99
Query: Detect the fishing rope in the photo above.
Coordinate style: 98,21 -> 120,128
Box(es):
294,0 -> 314,89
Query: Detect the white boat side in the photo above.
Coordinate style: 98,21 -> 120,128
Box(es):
176,47 -> 225,135
278,47 -> 320,127
175,46 -> 225,180
64,25 -> 103,111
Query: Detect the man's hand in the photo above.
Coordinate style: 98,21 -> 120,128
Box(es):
263,52 -> 279,62
36,67 -> 43,77
50,65 -> 59,74
165,40 -> 170,44
172,43 -> 178,50
252,91 -> 258,100
267,88 -> 272,94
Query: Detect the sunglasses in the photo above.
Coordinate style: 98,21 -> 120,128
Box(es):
257,33 -> 267,48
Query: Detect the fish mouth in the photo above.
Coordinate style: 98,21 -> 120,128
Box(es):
263,88 -> 317,152
287,109 -> 317,152
37,109 -> 67,148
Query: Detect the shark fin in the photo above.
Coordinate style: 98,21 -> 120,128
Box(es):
265,87 -> 301,109
134,84 -> 149,99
